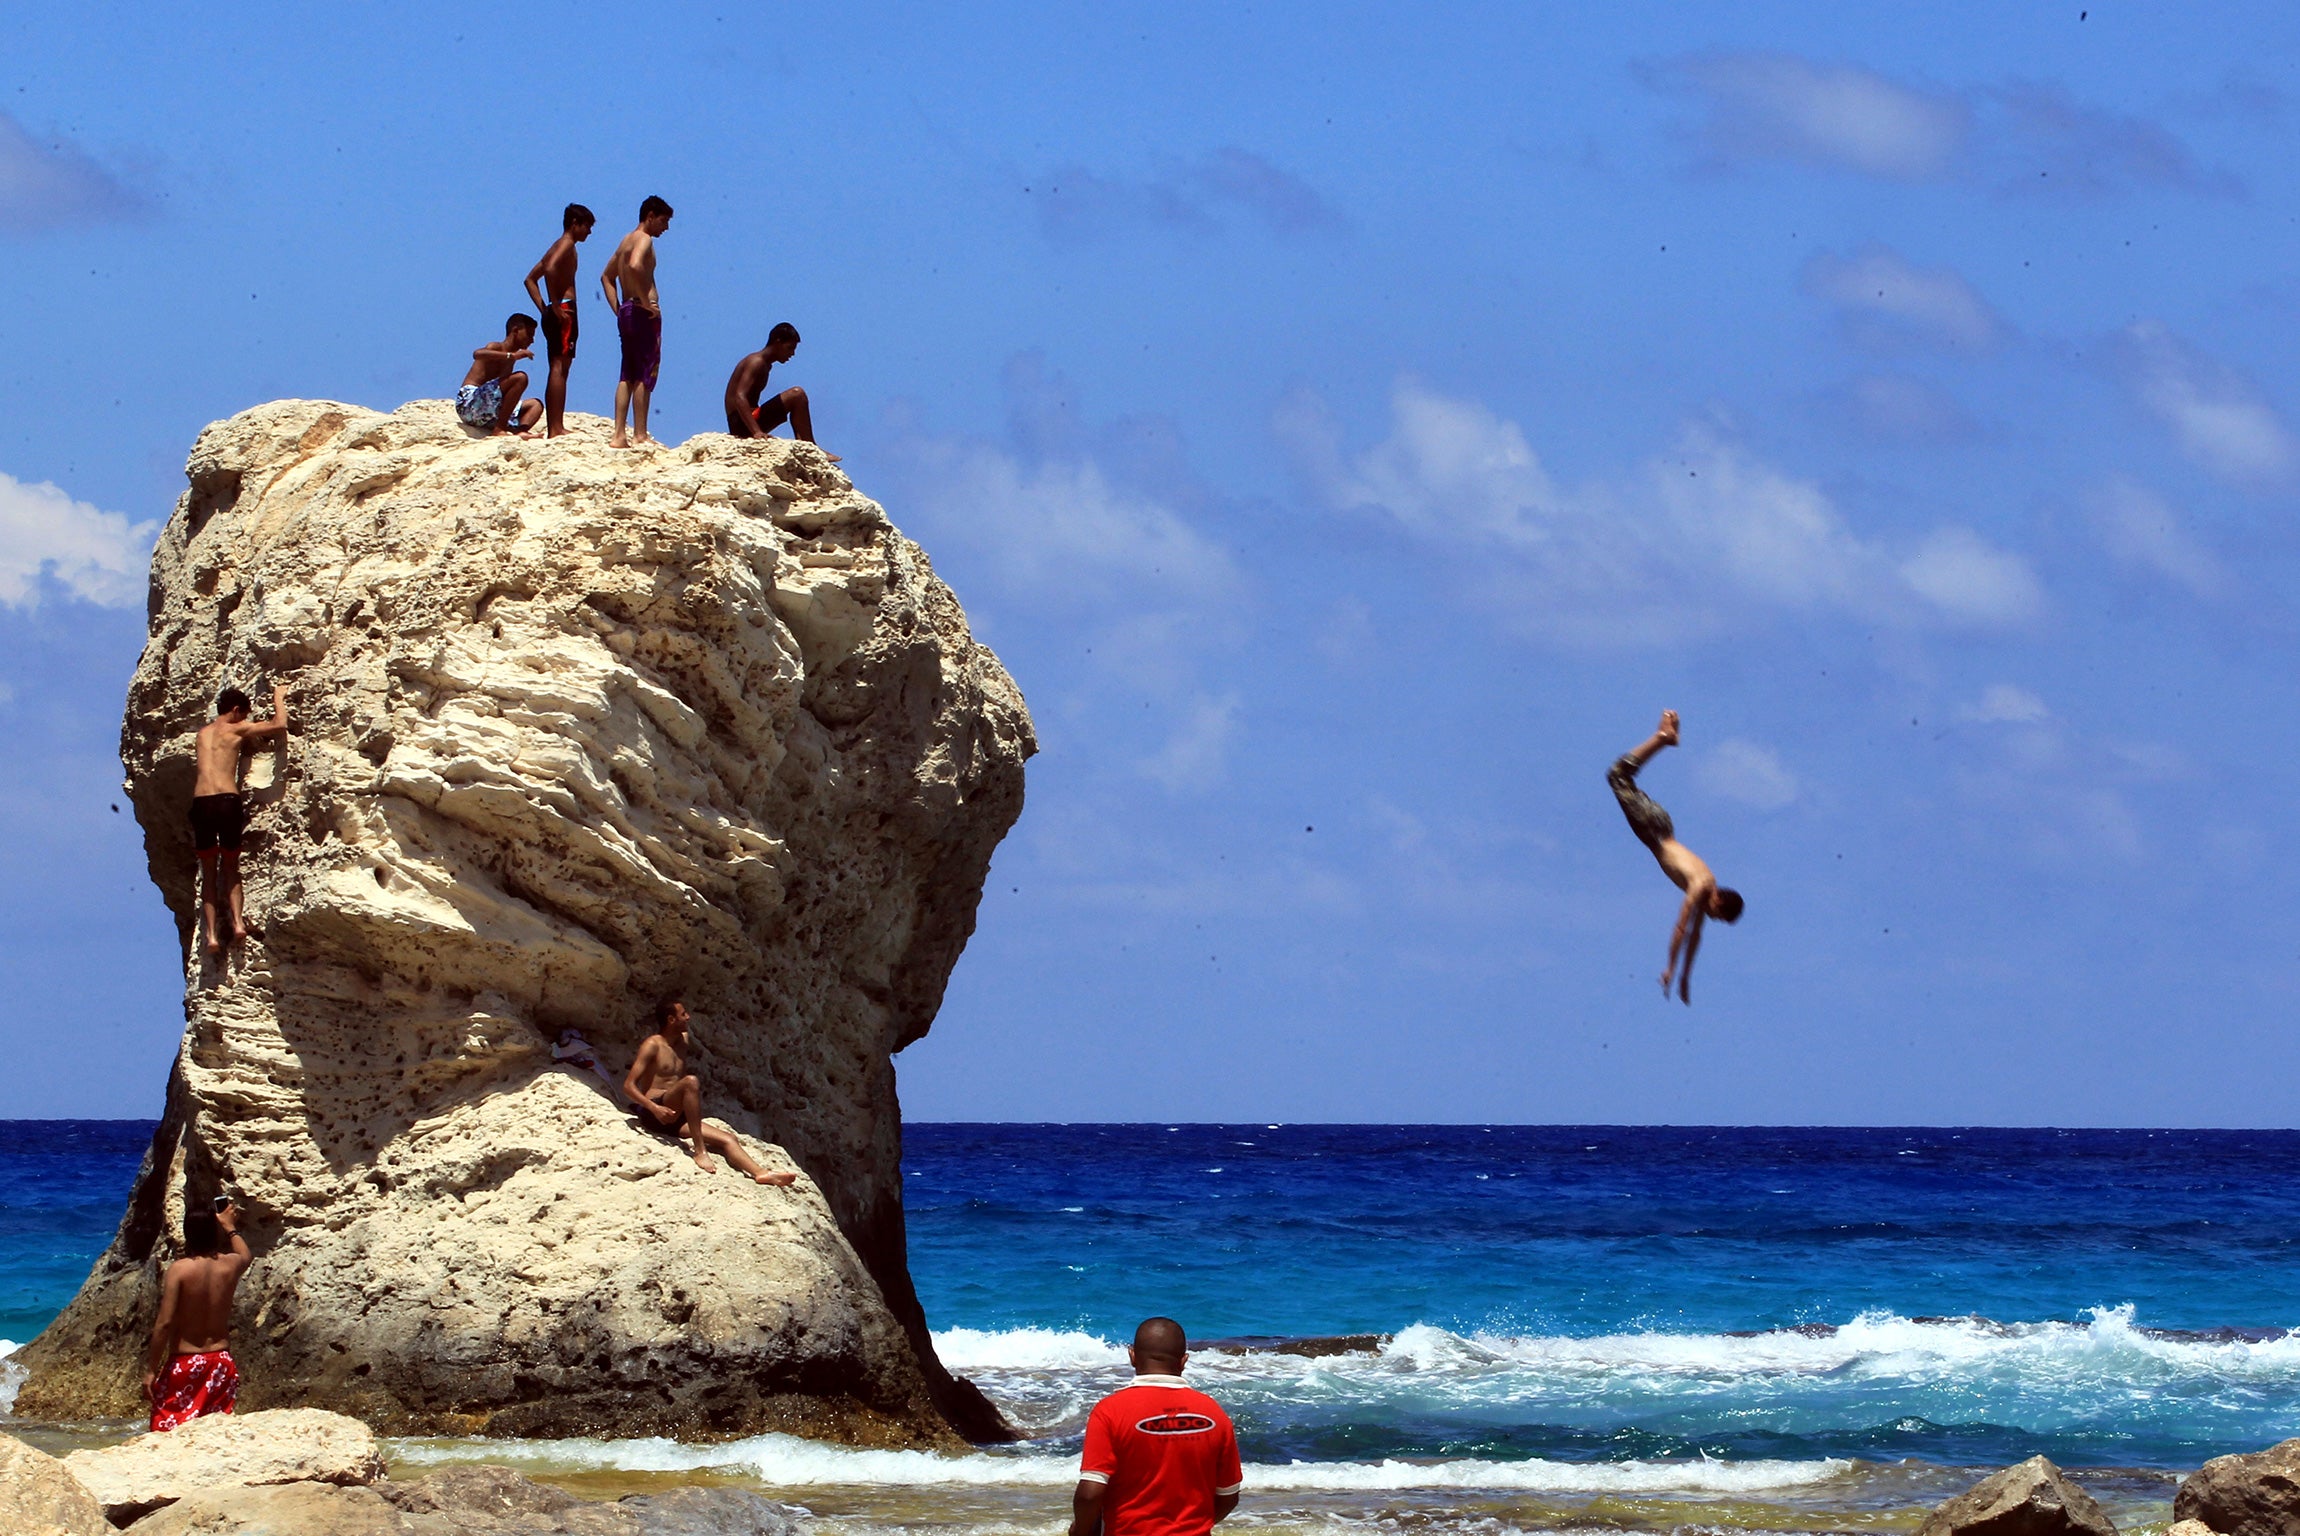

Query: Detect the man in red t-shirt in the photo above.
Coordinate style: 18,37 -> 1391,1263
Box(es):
1071,1318 -> 1243,1536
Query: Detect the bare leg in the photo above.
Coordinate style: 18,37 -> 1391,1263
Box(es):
221,849 -> 249,944
494,372 -> 533,435
612,381 -> 633,448
1622,709 -> 1680,771
545,356 -> 571,437
513,399 -> 543,432
669,1075 -> 712,1169
700,1125 -> 797,1186
778,388 -> 840,463
631,383 -> 653,445
198,852 -> 224,955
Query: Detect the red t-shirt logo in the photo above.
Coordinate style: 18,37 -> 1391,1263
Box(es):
1135,1410 -> 1217,1435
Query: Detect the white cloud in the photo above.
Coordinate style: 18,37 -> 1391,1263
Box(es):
1826,373 -> 1980,442
2109,321 -> 2298,491
0,472 -> 156,607
1644,54 -> 2233,201
1281,378 -> 2041,644
1898,526 -> 2045,626
0,113 -> 147,236
1801,245 -> 2005,350
1030,147 -> 1344,242
1959,684 -> 2050,725
1141,692 -> 1239,792
1696,739 -> 1800,811
2090,477 -> 2228,599
1649,53 -> 1968,180
881,366 -> 1249,795
891,433 -> 1239,608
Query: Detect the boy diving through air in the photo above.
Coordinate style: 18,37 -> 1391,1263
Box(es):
1609,710 -> 1743,1004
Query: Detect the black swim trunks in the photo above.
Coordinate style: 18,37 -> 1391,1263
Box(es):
1607,755 -> 1674,855
541,299 -> 577,365
189,793 -> 246,853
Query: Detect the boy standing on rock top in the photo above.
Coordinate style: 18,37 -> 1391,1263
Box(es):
146,1196 -> 249,1431
623,999 -> 798,1185
724,323 -> 839,461
1608,709 -> 1743,1005
192,683 -> 289,954
602,195 -> 673,449
456,314 -> 545,436
524,203 -> 594,437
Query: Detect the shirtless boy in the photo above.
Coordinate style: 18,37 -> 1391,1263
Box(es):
622,1000 -> 798,1184
1608,710 -> 1744,1004
724,323 -> 838,460
457,315 -> 545,436
601,195 -> 673,448
145,1197 -> 250,1431
524,203 -> 595,437
192,684 -> 288,954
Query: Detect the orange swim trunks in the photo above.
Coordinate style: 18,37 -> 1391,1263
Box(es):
150,1348 -> 239,1431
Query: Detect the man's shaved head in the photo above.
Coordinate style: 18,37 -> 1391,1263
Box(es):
1132,1316 -> 1187,1364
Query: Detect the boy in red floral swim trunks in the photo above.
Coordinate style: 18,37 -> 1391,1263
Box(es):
146,1198 -> 250,1431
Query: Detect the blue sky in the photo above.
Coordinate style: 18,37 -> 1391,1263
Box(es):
5,3 -> 2298,1123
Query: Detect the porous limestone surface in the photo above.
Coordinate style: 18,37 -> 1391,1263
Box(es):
16,402 -> 1034,1443
0,1431 -> 113,1536
65,1408 -> 385,1523
1914,1455 -> 2120,1536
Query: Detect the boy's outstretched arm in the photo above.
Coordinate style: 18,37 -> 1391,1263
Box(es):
1678,908 -> 1705,1004
1662,890 -> 1702,999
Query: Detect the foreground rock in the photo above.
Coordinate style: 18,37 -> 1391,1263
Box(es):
2176,1438 -> 2300,1536
16,402 -> 1033,1443
64,1408 -> 384,1524
126,1464 -> 796,1535
0,1433 -> 111,1536
1915,1455 -> 2119,1536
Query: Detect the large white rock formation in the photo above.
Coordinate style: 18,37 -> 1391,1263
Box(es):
14,402 -> 1034,1443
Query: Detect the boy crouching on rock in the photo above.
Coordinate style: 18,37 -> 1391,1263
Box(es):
457,314 -> 544,435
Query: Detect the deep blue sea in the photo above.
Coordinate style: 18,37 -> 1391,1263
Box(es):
11,1121 -> 2299,1532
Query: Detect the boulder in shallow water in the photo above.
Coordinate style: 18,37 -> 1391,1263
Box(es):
13,401 -> 1032,1444
2176,1439 -> 2300,1536
64,1407 -> 384,1523
0,1432 -> 113,1536
1915,1455 -> 2118,1536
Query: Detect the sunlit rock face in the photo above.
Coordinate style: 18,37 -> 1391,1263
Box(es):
14,401 -> 1034,1444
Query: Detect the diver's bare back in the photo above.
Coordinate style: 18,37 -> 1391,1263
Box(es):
192,717 -> 257,797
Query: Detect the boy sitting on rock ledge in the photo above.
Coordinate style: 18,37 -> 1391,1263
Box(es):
623,1000 -> 798,1185
456,314 -> 544,436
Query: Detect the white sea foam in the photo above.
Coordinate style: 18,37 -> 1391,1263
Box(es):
389,1431 -> 1848,1495
0,1338 -> 23,1417
933,1327 -> 1128,1373
937,1307 -> 2300,1392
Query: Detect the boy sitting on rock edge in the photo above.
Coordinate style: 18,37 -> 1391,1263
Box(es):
457,314 -> 545,436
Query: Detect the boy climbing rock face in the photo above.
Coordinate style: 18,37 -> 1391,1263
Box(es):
192,683 -> 288,954
456,314 -> 545,436
1608,709 -> 1743,1004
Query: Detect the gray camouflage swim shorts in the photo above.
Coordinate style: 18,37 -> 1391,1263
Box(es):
1608,754 -> 1674,853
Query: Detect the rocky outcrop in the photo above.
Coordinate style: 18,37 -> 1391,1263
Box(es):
0,1433 -> 112,1536
1915,1455 -> 2118,1536
2176,1438 -> 2300,1536
15,402 -> 1034,1443
126,1464 -> 797,1535
64,1408 -> 385,1524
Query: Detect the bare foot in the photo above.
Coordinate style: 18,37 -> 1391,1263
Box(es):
231,922 -> 251,945
691,1150 -> 717,1172
204,933 -> 224,957
611,431 -> 629,449
1656,709 -> 1680,747
754,1170 -> 797,1186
